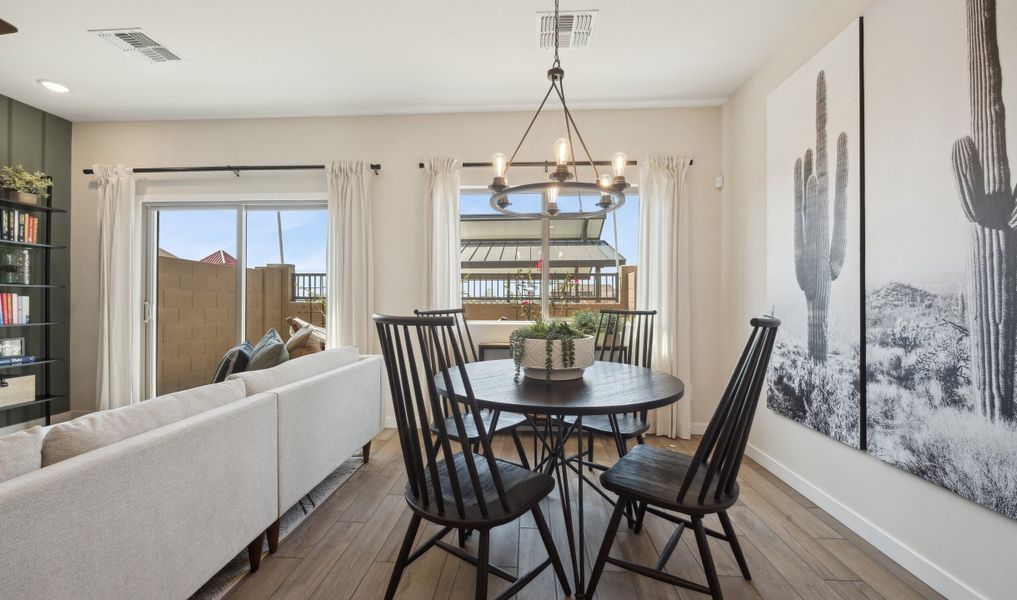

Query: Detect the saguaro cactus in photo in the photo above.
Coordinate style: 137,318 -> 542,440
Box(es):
793,71 -> 849,362
952,0 -> 1016,423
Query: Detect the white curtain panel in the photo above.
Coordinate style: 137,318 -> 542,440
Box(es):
637,154 -> 694,439
94,165 -> 140,411
325,160 -> 374,352
424,158 -> 462,309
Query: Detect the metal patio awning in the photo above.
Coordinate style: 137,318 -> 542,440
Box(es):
460,239 -> 625,270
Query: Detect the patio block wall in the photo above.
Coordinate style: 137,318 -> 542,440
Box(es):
156,257 -> 324,396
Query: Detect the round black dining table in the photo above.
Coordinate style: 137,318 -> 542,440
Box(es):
435,359 -> 684,599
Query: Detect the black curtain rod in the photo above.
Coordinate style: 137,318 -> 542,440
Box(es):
82,164 -> 381,176
417,159 -> 692,168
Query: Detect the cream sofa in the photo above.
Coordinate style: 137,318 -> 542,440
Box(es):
0,348 -> 385,600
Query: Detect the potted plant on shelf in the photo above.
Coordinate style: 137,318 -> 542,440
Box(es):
0,165 -> 50,206
509,312 -> 598,382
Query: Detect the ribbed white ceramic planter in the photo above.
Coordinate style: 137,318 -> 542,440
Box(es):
519,335 -> 595,381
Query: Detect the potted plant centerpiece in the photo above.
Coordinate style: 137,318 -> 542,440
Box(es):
0,165 -> 50,206
509,311 -> 598,382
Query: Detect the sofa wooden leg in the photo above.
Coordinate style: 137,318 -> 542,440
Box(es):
362,441 -> 372,463
247,534 -> 264,572
266,520 -> 282,557
267,519 -> 281,554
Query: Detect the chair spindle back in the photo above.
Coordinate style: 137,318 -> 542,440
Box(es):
596,309 -> 656,368
374,314 -> 511,519
414,308 -> 479,363
676,316 -> 780,505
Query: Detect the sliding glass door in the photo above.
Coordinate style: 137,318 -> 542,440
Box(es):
143,200 -> 327,398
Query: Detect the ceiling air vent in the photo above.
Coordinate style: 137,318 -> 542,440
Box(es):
536,10 -> 597,49
89,28 -> 183,63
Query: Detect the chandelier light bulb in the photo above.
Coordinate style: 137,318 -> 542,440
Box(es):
492,152 -> 508,178
598,173 -> 613,188
554,138 -> 571,167
611,152 -> 628,178
546,185 -> 560,205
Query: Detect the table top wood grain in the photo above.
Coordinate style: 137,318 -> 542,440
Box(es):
434,359 -> 685,416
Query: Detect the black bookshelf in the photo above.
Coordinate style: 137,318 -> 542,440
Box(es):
0,186 -> 64,426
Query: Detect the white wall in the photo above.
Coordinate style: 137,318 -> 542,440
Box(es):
70,107 -> 725,427
721,1 -> 1017,599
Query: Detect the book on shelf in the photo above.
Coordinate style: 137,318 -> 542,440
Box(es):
0,293 -> 30,325
0,208 -> 39,243
0,355 -> 36,366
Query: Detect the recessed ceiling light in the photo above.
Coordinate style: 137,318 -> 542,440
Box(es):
37,79 -> 70,94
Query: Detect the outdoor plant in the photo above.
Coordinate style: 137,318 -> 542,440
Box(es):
571,309 -> 598,336
509,313 -> 592,382
0,165 -> 50,197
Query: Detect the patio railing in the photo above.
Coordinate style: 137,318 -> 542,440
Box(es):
462,272 -> 619,303
292,272 -> 326,300
293,271 -> 621,304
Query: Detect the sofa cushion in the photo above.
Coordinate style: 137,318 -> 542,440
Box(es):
286,325 -> 324,359
0,426 -> 46,483
212,341 -> 254,383
41,379 -> 247,466
249,328 -> 289,371
229,346 -> 360,395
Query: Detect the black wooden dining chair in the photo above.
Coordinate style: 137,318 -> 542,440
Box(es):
585,316 -> 780,600
414,308 -> 530,469
569,309 -> 657,471
375,314 -> 571,600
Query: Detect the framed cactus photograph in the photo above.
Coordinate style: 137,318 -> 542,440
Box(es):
766,18 -> 864,448
864,0 -> 1017,520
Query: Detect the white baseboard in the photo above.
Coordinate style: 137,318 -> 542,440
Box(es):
745,444 -> 986,600
384,416 -> 398,429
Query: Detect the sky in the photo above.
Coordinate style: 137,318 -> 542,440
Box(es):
158,209 -> 328,272
156,191 -> 639,276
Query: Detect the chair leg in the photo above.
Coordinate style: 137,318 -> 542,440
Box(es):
458,528 -> 468,548
587,430 -> 595,471
362,441 -> 372,463
476,529 -> 490,600
692,516 -> 724,600
531,505 -> 572,596
633,500 -> 648,534
511,428 -> 531,469
385,514 -> 422,600
267,518 -> 281,554
586,498 -> 626,598
719,511 -> 751,580
247,533 -> 264,572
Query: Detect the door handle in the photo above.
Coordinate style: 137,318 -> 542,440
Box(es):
143,301 -> 153,324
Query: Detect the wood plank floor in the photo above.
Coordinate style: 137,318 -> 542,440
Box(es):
227,429 -> 944,600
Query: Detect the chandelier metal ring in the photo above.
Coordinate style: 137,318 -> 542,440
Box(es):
489,182 -> 626,220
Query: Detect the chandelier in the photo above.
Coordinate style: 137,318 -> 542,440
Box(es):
489,0 -> 629,220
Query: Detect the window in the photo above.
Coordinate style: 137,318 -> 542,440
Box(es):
459,187 -> 639,321
146,201 -> 327,396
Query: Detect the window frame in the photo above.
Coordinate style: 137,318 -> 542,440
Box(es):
139,193 -> 327,399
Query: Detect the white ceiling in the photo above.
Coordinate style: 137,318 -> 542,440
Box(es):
0,0 -> 823,122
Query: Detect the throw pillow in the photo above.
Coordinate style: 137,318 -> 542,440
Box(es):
211,341 -> 254,383
286,325 -> 324,359
0,426 -> 46,483
248,328 -> 289,371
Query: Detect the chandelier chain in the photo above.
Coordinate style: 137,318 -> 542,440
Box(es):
553,0 -> 561,67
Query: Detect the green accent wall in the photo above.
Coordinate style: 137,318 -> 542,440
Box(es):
0,95 -> 71,426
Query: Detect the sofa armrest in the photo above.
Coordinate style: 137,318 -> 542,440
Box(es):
273,356 -> 384,512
